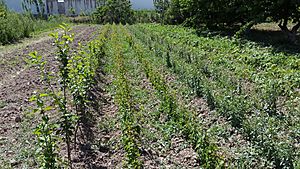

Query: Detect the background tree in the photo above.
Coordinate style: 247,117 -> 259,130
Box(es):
153,0 -> 169,24
164,0 -> 300,41
0,0 -> 6,18
264,0 -> 300,41
96,0 -> 107,6
134,10 -> 159,23
164,0 -> 183,24
93,0 -> 133,24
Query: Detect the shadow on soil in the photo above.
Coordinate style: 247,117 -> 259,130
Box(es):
244,29 -> 300,55
195,27 -> 300,55
74,68 -> 110,169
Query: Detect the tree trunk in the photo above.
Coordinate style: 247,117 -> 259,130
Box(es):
278,19 -> 300,43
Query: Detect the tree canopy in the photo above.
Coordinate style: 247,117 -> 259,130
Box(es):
0,0 -> 6,18
93,0 -> 134,24
158,0 -> 300,40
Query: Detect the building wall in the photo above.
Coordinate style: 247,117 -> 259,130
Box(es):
4,0 -> 98,15
4,0 -> 154,14
46,0 -> 98,15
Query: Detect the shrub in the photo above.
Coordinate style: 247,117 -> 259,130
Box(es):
0,12 -> 34,44
0,10 -> 67,45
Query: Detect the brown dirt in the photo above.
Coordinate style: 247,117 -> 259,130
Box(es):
0,25 -> 100,168
136,65 -> 200,168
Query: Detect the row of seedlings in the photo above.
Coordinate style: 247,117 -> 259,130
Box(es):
130,24 -> 299,168
121,25 -> 202,168
108,25 -> 142,169
28,24 -> 109,168
122,26 -> 225,169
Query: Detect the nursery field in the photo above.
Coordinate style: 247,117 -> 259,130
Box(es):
0,24 -> 300,169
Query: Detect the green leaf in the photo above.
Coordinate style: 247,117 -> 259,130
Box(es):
44,106 -> 53,111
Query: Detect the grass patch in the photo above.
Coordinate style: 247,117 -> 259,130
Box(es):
0,100 -> 6,109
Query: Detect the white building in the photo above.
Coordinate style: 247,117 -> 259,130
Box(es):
5,0 -> 97,15
4,0 -> 154,15
46,0 -> 98,15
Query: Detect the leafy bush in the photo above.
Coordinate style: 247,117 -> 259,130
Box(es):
134,10 -> 159,23
0,0 -> 6,18
92,0 -> 133,24
0,9 -> 68,45
0,12 -> 34,44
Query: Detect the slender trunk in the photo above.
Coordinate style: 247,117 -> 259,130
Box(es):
67,133 -> 72,169
291,21 -> 300,34
278,19 -> 299,43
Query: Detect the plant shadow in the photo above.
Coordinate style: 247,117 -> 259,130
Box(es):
74,68 -> 110,169
243,29 -> 300,55
195,26 -> 300,55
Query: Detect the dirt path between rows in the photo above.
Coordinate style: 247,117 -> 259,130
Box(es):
0,25 -> 100,167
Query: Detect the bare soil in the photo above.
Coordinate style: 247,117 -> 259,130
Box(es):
72,68 -> 124,168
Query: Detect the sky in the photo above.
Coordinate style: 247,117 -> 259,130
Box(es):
131,0 -> 154,10
4,0 -> 154,13
5,0 -> 23,12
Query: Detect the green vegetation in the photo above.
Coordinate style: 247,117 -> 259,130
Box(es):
130,23 -> 300,168
130,27 -> 224,168
19,20 -> 299,168
27,24 -> 108,168
108,25 -> 142,168
0,0 -> 6,17
93,0 -> 134,24
0,11 -> 67,45
156,0 -> 300,41
2,1 -> 300,168
0,11 -> 33,45
0,0 -> 68,45
133,10 -> 159,23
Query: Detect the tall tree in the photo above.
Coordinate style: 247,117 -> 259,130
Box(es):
97,0 -> 107,6
93,0 -> 133,24
0,0 -> 6,18
153,0 -> 169,24
266,0 -> 300,41
165,0 -> 300,41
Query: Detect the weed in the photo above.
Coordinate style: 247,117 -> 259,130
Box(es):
0,100 -> 6,109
